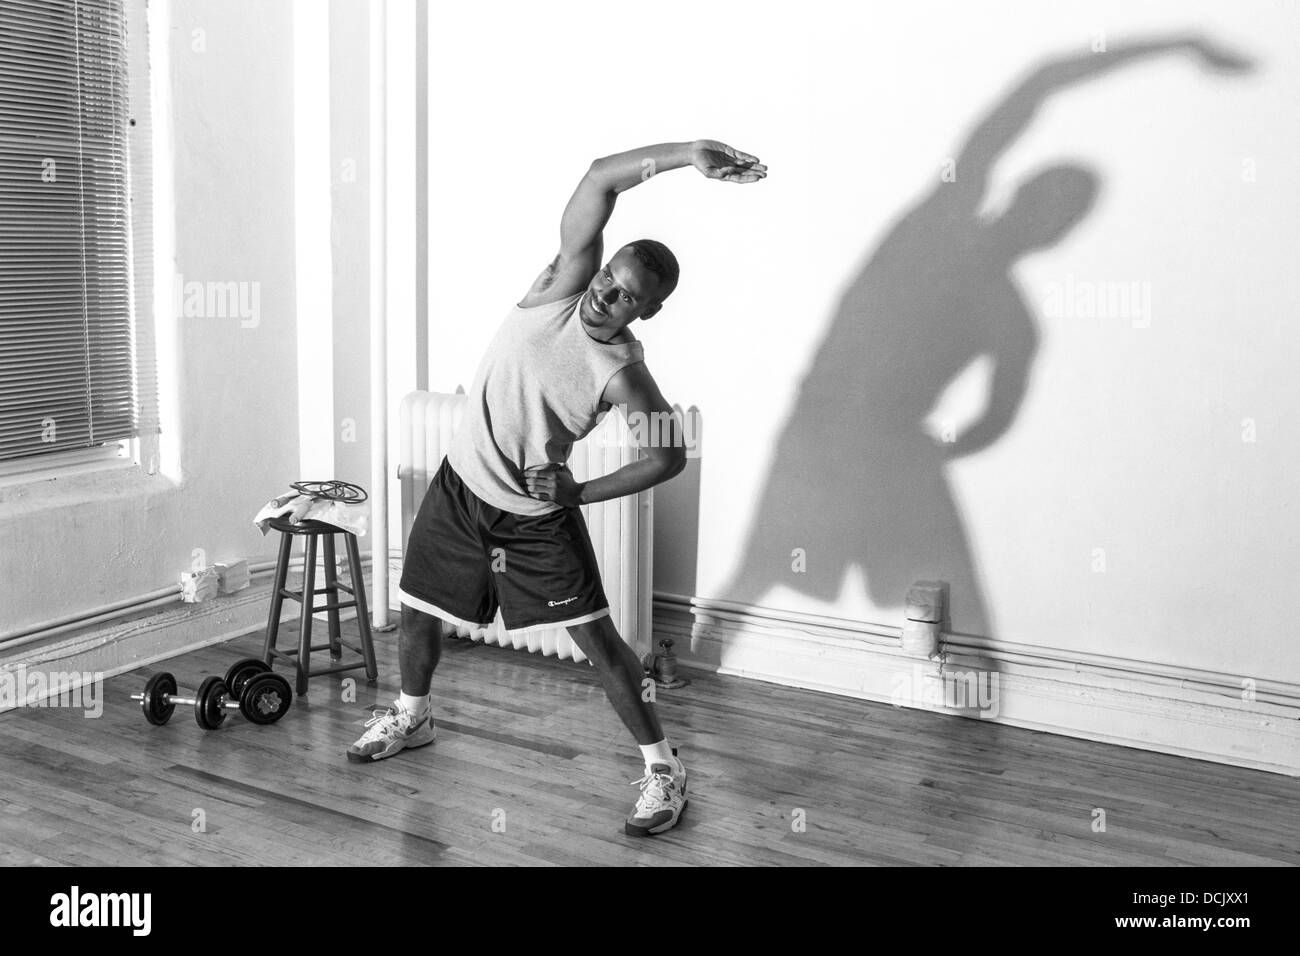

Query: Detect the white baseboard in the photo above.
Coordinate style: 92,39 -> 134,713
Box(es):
0,546 -> 383,714
0,568 -> 372,712
0,582 -> 277,713
653,593 -> 1300,777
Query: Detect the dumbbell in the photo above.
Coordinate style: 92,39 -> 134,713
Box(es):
223,657 -> 274,698
210,657 -> 295,729
132,658 -> 293,729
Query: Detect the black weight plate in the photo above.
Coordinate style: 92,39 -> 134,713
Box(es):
240,672 -> 292,725
223,657 -> 270,698
194,676 -> 229,731
142,672 -> 176,726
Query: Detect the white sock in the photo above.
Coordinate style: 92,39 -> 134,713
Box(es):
398,692 -> 429,718
640,739 -> 675,770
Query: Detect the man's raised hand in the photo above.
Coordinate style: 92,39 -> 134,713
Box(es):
691,140 -> 767,183
1186,36 -> 1254,75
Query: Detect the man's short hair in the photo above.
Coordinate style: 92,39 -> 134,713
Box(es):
623,239 -> 679,302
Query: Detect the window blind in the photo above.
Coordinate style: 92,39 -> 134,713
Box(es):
0,0 -> 135,464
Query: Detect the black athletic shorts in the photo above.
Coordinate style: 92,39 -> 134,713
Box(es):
398,457 -> 610,634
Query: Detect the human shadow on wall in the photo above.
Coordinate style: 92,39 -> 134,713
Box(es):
720,36 -> 1253,641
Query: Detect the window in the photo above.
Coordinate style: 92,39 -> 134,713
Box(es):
0,0 -> 136,468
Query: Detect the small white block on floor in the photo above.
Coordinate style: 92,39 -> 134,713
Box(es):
180,567 -> 220,603
216,559 -> 250,594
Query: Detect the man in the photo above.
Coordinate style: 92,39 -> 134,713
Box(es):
348,139 -> 766,836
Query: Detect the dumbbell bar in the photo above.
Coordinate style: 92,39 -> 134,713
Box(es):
139,656 -> 276,707
132,658 -> 293,729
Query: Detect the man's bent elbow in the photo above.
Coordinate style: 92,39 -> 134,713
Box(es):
660,450 -> 688,482
586,156 -> 615,185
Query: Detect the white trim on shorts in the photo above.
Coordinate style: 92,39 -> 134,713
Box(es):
504,606 -> 609,636
398,587 -> 610,636
398,588 -> 493,631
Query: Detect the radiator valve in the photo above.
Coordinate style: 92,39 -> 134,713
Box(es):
643,638 -> 690,689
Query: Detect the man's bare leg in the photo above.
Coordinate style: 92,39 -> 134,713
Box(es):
566,614 -> 686,836
346,603 -> 441,762
565,615 -> 662,744
398,603 -> 444,696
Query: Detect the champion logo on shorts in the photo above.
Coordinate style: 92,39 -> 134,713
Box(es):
547,596 -> 579,607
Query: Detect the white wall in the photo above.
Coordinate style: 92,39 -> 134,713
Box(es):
421,0 -> 1299,684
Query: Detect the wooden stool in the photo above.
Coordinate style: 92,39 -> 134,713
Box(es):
261,516 -> 378,695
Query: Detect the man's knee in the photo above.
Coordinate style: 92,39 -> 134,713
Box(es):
568,614 -> 611,638
567,616 -> 628,663
401,604 -> 444,642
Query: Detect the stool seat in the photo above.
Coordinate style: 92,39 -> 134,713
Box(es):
266,516 -> 350,535
260,517 -> 378,694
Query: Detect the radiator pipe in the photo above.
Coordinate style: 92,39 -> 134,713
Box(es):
0,591 -> 181,652
368,0 -> 390,630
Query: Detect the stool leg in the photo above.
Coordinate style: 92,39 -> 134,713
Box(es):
262,531 -> 294,665
296,533 -> 319,696
346,534 -> 379,682
323,534 -> 343,660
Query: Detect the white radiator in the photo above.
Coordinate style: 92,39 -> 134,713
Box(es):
398,389 -> 653,662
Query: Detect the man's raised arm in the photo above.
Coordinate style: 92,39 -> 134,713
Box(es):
947,35 -> 1252,215
519,139 -> 766,307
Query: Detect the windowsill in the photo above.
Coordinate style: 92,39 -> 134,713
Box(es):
0,444 -> 132,487
0,442 -> 177,516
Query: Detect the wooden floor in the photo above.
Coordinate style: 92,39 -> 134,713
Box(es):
1,624 -> 1297,866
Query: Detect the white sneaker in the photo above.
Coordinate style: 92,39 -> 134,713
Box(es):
625,755 -> 688,836
346,701 -> 436,763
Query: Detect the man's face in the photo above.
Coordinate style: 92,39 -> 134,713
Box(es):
579,247 -> 662,335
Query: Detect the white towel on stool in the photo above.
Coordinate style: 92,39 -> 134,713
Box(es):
253,492 -> 369,537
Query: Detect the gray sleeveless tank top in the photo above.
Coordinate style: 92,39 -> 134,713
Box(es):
446,290 -> 645,516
